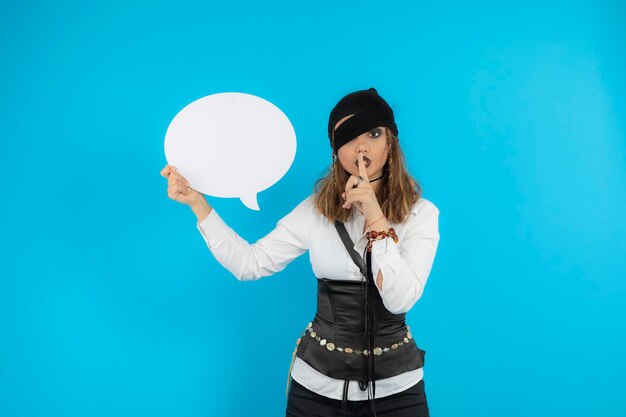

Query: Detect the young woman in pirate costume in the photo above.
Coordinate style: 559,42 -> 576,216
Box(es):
160,88 -> 440,416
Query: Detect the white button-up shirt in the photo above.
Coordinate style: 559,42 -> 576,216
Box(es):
196,193 -> 440,400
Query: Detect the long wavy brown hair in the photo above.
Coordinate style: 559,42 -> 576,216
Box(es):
313,127 -> 422,224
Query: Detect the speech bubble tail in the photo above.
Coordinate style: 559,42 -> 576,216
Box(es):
240,194 -> 260,211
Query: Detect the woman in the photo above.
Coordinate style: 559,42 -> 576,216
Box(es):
160,88 -> 440,417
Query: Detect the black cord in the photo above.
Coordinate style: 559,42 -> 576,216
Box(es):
342,380 -> 349,417
363,247 -> 378,417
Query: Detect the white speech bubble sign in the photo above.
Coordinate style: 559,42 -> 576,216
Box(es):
164,92 -> 297,210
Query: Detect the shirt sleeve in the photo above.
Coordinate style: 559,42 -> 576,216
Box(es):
369,201 -> 440,314
195,197 -> 311,281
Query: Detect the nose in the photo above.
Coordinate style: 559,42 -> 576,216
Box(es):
353,135 -> 369,151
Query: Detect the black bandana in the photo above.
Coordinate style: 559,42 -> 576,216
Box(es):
327,87 -> 399,153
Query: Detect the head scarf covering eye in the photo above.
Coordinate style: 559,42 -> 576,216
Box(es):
327,87 -> 399,154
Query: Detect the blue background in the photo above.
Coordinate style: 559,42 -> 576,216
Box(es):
2,1 -> 625,416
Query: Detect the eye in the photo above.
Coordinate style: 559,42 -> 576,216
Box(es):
368,129 -> 381,138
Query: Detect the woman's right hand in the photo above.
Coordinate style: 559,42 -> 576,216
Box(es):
160,164 -> 205,207
161,165 -> 213,222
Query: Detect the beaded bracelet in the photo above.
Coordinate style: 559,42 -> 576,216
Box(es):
365,227 -> 398,251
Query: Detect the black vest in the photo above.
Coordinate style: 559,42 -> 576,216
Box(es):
295,277 -> 425,381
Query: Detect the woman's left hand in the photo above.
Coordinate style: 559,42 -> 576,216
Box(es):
341,152 -> 383,219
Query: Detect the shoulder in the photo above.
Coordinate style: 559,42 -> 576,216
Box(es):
396,198 -> 440,239
407,197 -> 440,222
281,193 -> 316,220
297,193 -> 316,211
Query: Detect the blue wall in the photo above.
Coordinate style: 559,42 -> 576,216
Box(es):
2,1 -> 625,416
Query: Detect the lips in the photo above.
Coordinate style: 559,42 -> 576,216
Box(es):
356,156 -> 371,168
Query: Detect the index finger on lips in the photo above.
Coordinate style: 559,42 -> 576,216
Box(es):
357,152 -> 369,183
345,175 -> 358,194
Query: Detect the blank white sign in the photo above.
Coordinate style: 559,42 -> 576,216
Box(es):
164,92 -> 297,210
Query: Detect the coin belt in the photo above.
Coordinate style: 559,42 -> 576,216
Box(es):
296,322 -> 413,356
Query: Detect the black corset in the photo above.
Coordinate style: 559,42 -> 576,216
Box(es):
295,277 -> 425,381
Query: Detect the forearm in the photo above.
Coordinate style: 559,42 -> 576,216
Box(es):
376,262 -> 425,314
370,201 -> 440,314
364,210 -> 390,290
195,199 -> 309,281
195,206 -> 270,281
191,197 -> 212,222
369,232 -> 427,314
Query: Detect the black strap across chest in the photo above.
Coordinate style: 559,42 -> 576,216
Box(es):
333,220 -> 367,277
